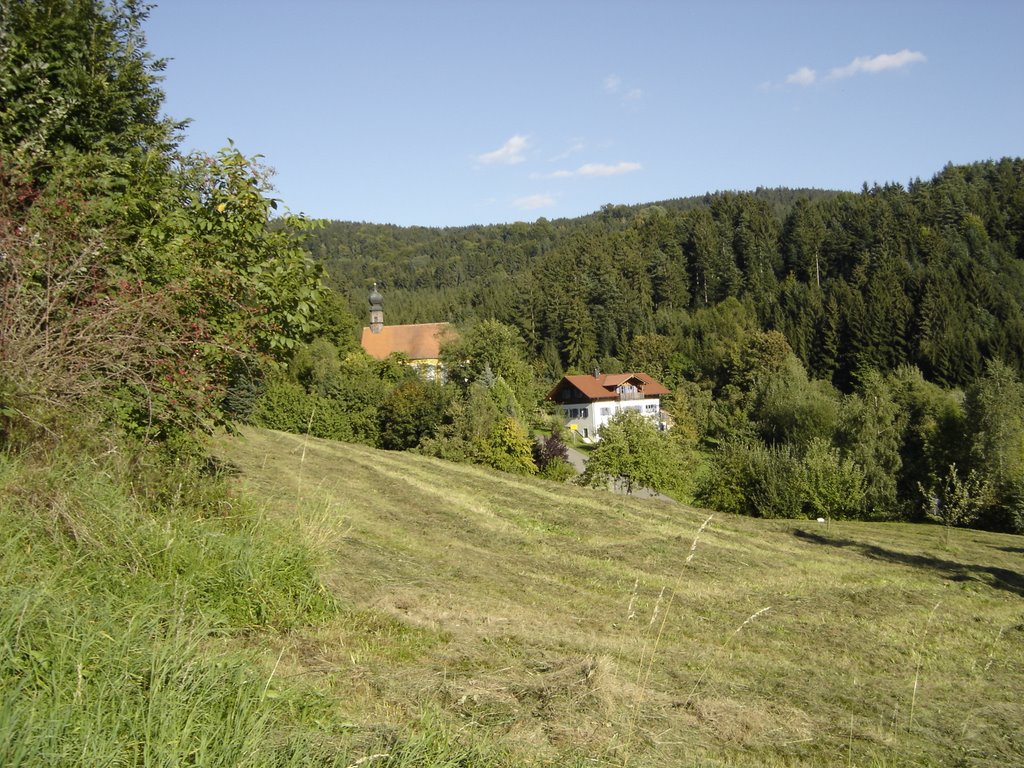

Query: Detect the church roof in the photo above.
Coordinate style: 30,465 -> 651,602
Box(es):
360,322 -> 451,361
547,372 -> 670,402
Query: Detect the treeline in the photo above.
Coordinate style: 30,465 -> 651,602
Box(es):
299,162 -> 1024,533
247,320 -> 580,481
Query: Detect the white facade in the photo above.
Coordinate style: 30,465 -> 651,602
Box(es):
560,395 -> 663,442
548,372 -> 671,443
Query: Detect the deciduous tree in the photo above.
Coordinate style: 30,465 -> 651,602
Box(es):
580,410 -> 684,495
919,463 -> 992,545
801,438 -> 867,523
0,0 -> 179,168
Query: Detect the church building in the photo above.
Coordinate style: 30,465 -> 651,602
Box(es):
359,284 -> 451,380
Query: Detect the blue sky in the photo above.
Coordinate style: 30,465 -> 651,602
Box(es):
145,1 -> 1024,228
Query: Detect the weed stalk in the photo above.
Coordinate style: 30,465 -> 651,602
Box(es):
622,514 -> 712,767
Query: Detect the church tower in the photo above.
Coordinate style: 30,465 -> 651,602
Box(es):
368,283 -> 384,334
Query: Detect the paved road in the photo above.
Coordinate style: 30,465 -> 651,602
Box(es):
562,442 -> 588,473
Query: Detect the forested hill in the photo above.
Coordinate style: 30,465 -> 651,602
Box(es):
309,159 -> 1024,391
592,185 -> 843,220
308,186 -> 839,325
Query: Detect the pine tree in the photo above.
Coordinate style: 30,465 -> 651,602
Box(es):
562,296 -> 597,371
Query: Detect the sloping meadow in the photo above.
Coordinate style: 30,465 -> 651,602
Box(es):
214,427 -> 1024,767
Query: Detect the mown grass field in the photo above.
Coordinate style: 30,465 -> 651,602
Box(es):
213,427 -> 1024,767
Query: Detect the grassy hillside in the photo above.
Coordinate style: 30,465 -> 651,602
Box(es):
213,427 -> 1024,767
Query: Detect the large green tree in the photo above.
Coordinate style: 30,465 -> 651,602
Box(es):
964,360 -> 1024,532
440,319 -> 536,410
836,370 -> 904,517
580,410 -> 688,495
0,0 -> 179,169
1,1 -> 324,442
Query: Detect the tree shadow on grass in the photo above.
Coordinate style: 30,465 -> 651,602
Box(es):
793,529 -> 1024,598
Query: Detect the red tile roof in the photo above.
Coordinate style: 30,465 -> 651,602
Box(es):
360,322 -> 451,361
601,373 -> 634,388
546,372 -> 670,403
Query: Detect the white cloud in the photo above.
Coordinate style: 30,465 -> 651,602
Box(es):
513,193 -> 555,210
829,49 -> 926,79
477,135 -> 528,166
786,66 -> 817,86
577,162 -> 642,177
605,75 -> 642,102
541,161 -> 642,179
550,140 -> 586,162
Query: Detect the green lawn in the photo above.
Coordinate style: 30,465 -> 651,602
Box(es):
210,427 -> 1024,767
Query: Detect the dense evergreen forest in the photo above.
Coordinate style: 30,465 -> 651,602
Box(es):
311,165 -> 1024,391
286,161 -> 1024,533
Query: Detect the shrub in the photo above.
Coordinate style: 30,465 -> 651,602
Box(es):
379,378 -> 448,450
697,439 -> 805,518
533,432 -> 570,473
539,456 -> 577,482
486,417 -> 537,475
801,437 -> 867,521
250,377 -> 312,435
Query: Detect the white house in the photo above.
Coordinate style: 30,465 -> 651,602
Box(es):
546,371 -> 670,442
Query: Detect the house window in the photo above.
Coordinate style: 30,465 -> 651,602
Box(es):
645,403 -> 657,412
583,428 -> 589,438
581,408 -> 588,418
600,407 -> 611,416
570,408 -> 579,418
